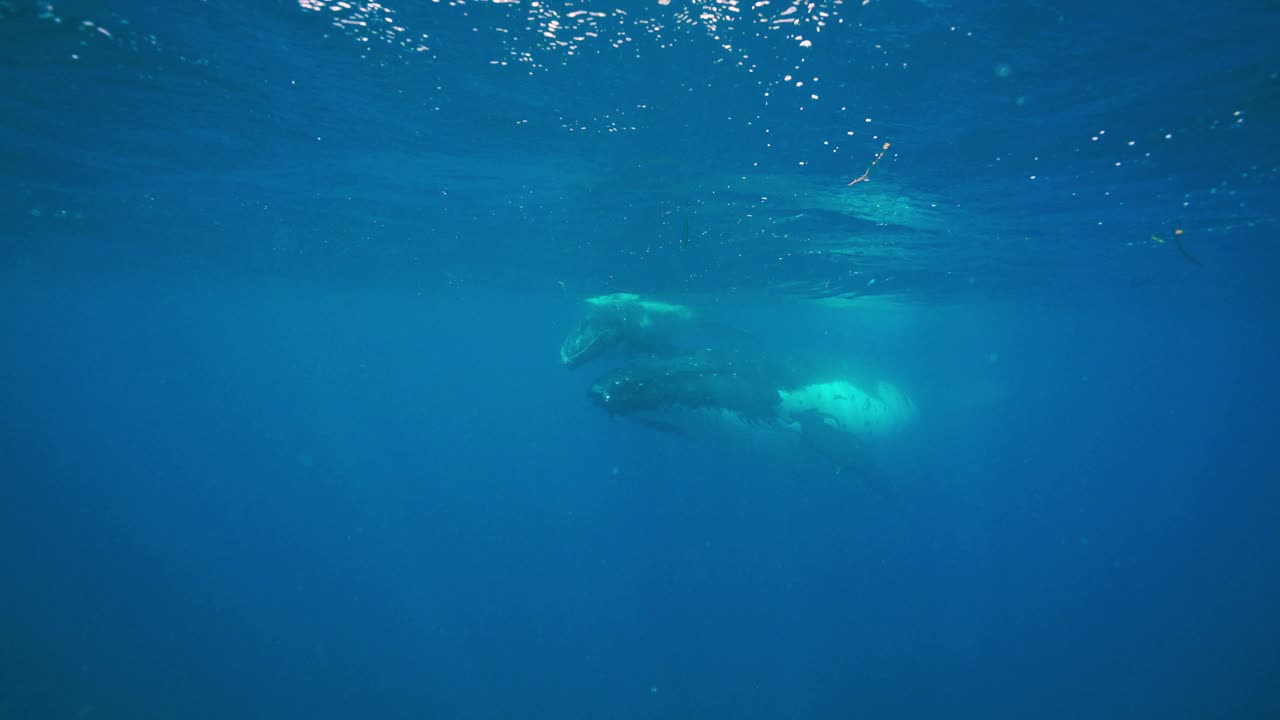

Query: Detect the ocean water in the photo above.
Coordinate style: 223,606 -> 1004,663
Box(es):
2,1 -> 1278,718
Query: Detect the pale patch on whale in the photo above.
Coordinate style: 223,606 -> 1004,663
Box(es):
777,380 -> 918,439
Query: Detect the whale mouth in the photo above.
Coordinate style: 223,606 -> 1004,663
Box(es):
560,326 -> 614,367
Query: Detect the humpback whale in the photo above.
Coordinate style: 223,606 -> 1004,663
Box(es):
560,293 -> 697,368
561,292 -> 919,470
588,352 -> 917,466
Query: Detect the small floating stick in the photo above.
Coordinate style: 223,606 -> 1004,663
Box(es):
848,142 -> 891,186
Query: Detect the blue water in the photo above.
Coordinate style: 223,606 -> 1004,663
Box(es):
2,1 -> 1278,718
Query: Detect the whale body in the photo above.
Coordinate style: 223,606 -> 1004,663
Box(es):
589,352 -> 917,467
561,292 -> 920,471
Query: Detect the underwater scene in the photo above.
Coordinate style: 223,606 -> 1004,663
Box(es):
2,1 -> 1278,718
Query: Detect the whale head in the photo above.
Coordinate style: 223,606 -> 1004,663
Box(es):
560,320 -> 616,368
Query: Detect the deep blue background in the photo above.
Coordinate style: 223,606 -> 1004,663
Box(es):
2,1 -> 1278,718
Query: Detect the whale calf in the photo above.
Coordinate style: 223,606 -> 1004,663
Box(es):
559,293 -> 696,368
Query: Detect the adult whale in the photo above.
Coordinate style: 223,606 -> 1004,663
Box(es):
588,351 -> 918,467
